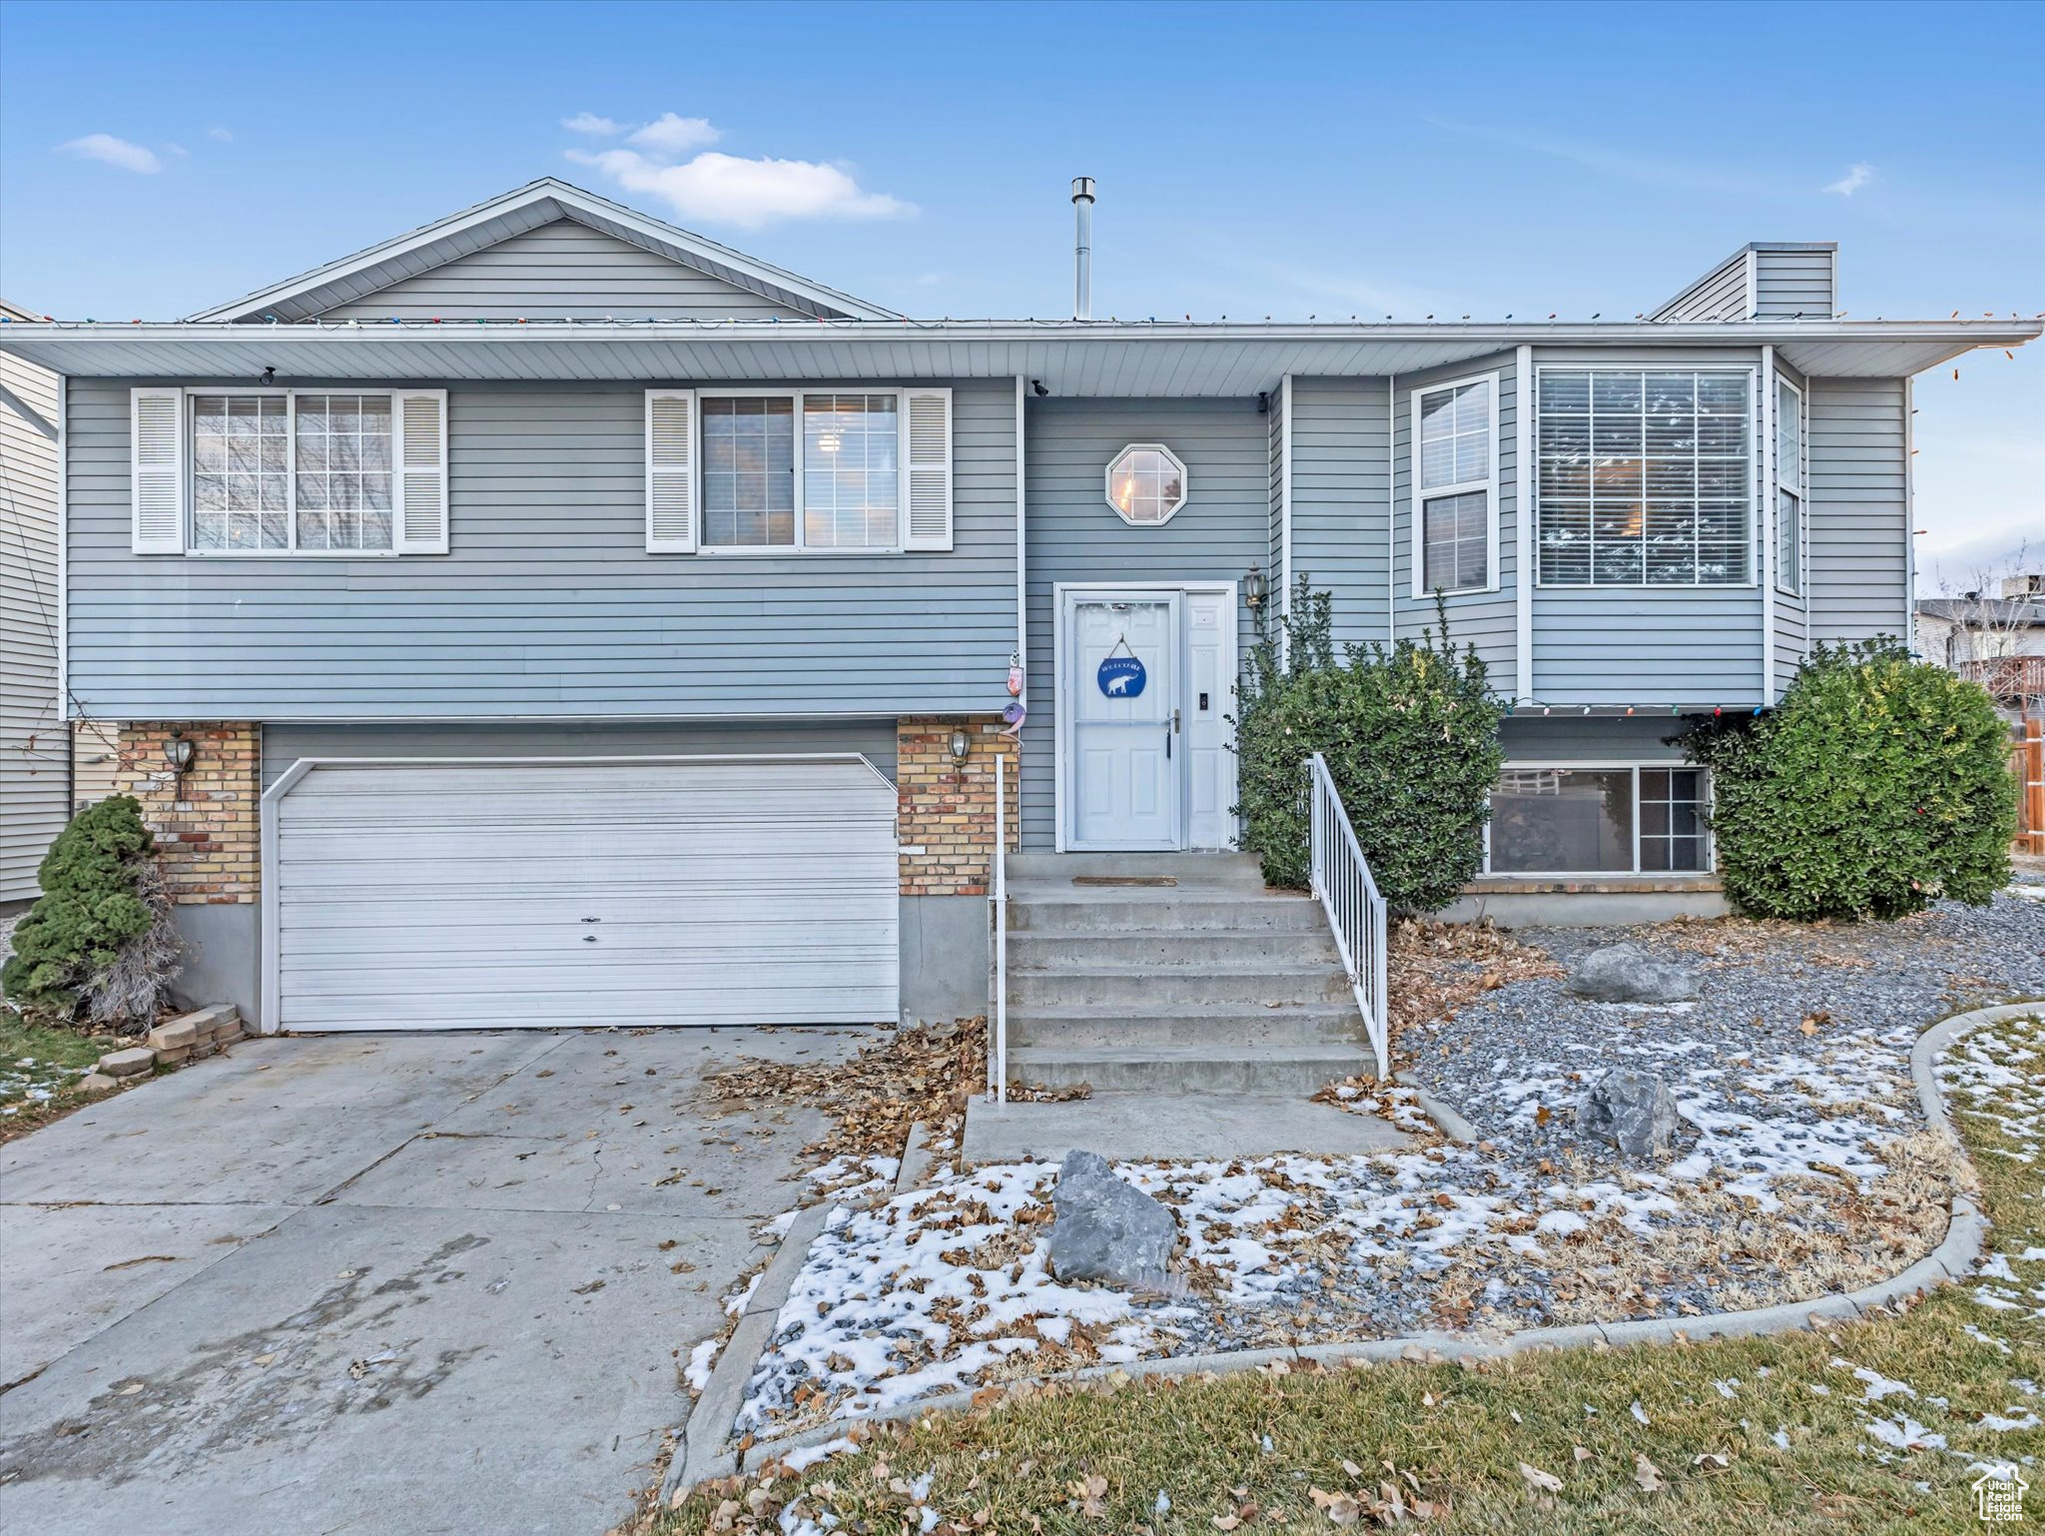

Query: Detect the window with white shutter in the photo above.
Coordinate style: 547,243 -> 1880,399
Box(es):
150,388 -> 448,556
902,388 -> 953,551
645,389 -> 697,552
131,388 -> 185,553
393,389 -> 449,554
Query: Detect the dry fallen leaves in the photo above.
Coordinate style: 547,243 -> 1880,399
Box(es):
701,1020 -> 983,1166
1634,1453 -> 1665,1493
1518,1461 -> 1564,1494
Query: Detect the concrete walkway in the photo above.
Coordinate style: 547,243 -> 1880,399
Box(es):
0,1026 -> 862,1536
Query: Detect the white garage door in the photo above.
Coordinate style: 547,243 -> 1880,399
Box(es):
269,756 -> 898,1031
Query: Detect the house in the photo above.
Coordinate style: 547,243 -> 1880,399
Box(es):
0,297 -> 66,910
1917,579 -> 2045,716
0,178 -> 2036,1037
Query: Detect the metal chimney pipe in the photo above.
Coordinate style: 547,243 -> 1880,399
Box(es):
1071,176 -> 1096,321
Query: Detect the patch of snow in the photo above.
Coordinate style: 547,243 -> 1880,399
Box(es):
685,1338 -> 721,1391
1865,1414 -> 1947,1451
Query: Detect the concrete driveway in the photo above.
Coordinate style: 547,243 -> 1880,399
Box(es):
0,1026 -> 861,1535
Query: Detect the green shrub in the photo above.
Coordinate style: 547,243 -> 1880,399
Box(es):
1233,580 -> 1505,913
2,796 -> 180,1028
1678,638 -> 2017,920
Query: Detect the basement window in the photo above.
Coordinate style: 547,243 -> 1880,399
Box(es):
1486,765 -> 1709,875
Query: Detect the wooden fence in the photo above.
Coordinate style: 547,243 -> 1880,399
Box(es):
2015,718 -> 2045,857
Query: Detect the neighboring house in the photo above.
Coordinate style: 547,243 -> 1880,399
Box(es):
0,179 -> 2036,1030
0,297 -> 66,910
1917,581 -> 2045,715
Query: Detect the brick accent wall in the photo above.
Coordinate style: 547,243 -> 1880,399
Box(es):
114,723 -> 260,905
897,716 -> 1019,897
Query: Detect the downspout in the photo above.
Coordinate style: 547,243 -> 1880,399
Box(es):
56,373 -> 70,809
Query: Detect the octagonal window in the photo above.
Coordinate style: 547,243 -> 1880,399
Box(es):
1105,443 -> 1187,526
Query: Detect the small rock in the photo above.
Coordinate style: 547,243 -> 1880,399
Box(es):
77,1072 -> 120,1095
1565,942 -> 1699,1004
1047,1149 -> 1176,1289
96,1047 -> 157,1079
1577,1069 -> 1681,1158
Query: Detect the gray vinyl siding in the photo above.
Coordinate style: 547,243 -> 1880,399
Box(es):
1,343 -> 64,899
1020,397 -> 1267,849
1288,377 -> 1391,649
261,718 -> 899,792
64,377 -> 1017,719
1753,248 -> 1836,319
318,221 -> 810,321
1806,376 -> 1910,645
1651,254 -> 1750,323
1389,356 -> 1519,682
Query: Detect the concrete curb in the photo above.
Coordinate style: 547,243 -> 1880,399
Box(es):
686,1001 -> 2033,1490
663,1201 -> 836,1499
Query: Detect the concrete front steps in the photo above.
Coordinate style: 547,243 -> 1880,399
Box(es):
1000,852 -> 1372,1098
960,852 -> 1405,1162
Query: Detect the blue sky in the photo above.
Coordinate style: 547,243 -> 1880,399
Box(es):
3,0 -> 2038,576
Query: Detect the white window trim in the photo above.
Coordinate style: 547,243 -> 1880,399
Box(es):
694,386 -> 916,555
1409,371 -> 1501,598
1103,442 -> 1190,528
1774,375 -> 1805,598
180,386 -> 401,559
1530,362 -> 1761,591
1481,760 -> 1715,878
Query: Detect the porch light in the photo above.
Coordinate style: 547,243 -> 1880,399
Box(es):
1243,568 -> 1269,609
948,728 -> 971,768
164,732 -> 195,777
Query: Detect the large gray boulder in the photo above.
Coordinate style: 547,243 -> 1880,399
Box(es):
1565,942 -> 1699,1004
1576,1069 -> 1681,1158
1047,1149 -> 1176,1289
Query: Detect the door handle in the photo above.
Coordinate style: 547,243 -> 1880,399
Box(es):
1173,708 -> 1182,734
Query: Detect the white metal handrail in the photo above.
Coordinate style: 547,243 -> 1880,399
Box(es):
1307,752 -> 1391,1080
989,766 -> 1009,1103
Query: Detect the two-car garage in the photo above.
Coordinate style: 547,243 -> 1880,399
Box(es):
264,756 -> 900,1031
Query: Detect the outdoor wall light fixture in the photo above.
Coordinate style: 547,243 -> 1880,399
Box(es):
948,728 -> 972,768
164,732 -> 196,777
1243,568 -> 1269,609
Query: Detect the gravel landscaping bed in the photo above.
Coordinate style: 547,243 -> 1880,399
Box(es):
723,895 -> 2044,1445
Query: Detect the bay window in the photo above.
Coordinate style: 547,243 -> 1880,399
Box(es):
1774,377 -> 1803,595
1413,376 -> 1495,593
1487,765 -> 1709,875
1536,369 -> 1752,586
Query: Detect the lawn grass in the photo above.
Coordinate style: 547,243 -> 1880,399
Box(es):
0,1014 -> 120,1141
659,1013 -> 2045,1535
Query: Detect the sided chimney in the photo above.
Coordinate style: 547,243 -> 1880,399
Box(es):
1071,176 -> 1096,321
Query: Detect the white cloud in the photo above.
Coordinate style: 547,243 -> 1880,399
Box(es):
562,111 -> 622,136
1824,163 -> 1875,197
208,127 -> 234,143
59,133 -> 161,174
628,112 -> 720,155
565,119 -> 910,228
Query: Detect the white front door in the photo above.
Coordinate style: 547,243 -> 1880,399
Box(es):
1068,594 -> 1182,850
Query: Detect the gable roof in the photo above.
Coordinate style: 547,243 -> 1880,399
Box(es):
187,178 -> 901,323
